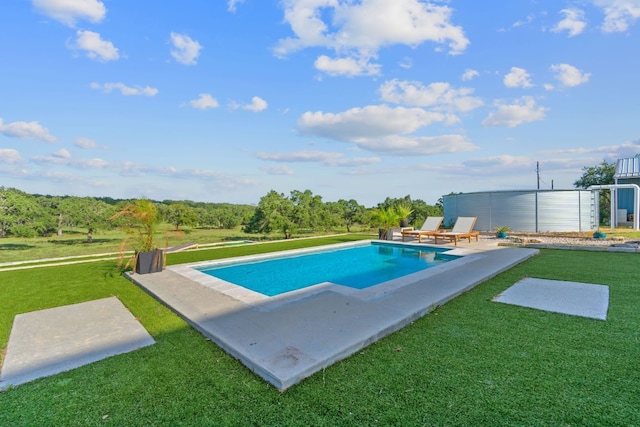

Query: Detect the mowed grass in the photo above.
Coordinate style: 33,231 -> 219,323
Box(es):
1,242 -> 639,426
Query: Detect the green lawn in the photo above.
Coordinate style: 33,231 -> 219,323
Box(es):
1,241 -> 639,426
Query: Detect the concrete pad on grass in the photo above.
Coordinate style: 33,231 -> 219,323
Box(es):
0,297 -> 154,390
493,278 -> 609,320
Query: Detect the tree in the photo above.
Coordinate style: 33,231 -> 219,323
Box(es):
290,189 -> 324,230
333,199 -> 365,232
574,160 -> 615,224
0,188 -> 56,237
573,160 -> 615,188
164,203 -> 198,230
244,190 -> 295,238
57,196 -> 115,234
411,199 -> 443,226
216,208 -> 242,229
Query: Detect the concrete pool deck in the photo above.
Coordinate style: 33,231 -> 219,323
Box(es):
129,241 -> 538,390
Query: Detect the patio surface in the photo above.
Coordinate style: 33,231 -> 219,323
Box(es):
0,297 -> 155,390
129,241 -> 538,390
493,277 -> 609,320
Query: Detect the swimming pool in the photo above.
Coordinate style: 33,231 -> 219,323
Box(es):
196,242 -> 459,297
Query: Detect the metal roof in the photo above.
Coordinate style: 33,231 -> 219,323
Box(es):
615,157 -> 640,179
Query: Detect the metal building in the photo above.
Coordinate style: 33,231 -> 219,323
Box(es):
614,156 -> 640,222
443,190 -> 597,232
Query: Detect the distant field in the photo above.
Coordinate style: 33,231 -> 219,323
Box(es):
0,226 -> 373,264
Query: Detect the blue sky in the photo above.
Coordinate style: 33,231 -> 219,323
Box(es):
1,0 -> 639,206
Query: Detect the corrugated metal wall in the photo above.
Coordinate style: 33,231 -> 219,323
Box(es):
443,190 -> 596,232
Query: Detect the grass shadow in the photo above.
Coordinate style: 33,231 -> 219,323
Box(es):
221,236 -> 255,242
47,238 -> 120,245
0,243 -> 36,251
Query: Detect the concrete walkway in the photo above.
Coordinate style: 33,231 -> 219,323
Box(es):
130,241 -> 538,390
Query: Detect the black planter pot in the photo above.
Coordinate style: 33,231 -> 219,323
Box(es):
135,249 -> 164,274
378,228 -> 394,240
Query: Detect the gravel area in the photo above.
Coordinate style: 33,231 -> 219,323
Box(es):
481,233 -> 640,249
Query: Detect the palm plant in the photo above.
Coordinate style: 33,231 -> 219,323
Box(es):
371,207 -> 402,240
395,203 -> 414,227
110,199 -> 163,273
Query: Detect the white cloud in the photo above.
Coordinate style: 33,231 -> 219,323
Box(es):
0,148 -> 22,164
298,105 -> 448,140
189,93 -> 219,110
31,152 -> 110,168
427,155 -> 587,183
230,96 -> 269,112
70,30 -> 119,61
354,134 -> 477,156
550,63 -> 591,87
275,0 -> 469,76
497,14 -> 536,32
540,138 -> 640,160
32,0 -> 106,27
0,118 -> 56,142
399,57 -> 413,69
461,69 -> 479,81
378,79 -> 484,113
52,148 -> 71,159
90,82 -> 158,96
228,0 -> 245,12
256,150 -> 380,166
511,14 -> 536,29
503,67 -> 533,88
314,55 -> 381,77
243,96 -> 268,112
170,32 -> 202,65
482,96 -> 547,128
297,104 -> 477,156
594,0 -> 640,32
75,137 -> 107,149
31,151 -> 257,188
552,8 -> 588,37
261,165 -> 295,175
455,155 -> 539,177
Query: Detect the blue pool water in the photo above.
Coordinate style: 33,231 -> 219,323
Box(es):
198,242 -> 458,297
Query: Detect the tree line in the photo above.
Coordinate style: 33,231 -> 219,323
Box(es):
0,187 -> 442,239
0,160 -> 617,239
0,187 -> 255,238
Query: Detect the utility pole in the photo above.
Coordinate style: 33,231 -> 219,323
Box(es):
536,161 -> 540,189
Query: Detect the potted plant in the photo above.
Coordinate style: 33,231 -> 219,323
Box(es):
593,230 -> 607,239
110,198 -> 164,274
371,207 -> 402,240
494,226 -> 511,239
395,203 -> 414,228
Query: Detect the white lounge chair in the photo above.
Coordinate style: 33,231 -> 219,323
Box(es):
401,216 -> 444,243
433,217 -> 479,246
